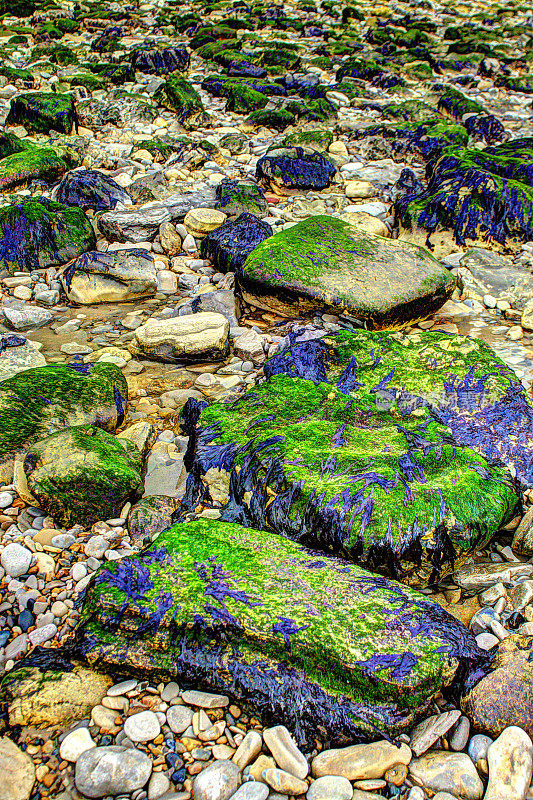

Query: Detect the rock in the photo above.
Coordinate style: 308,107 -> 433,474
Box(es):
230,784 -> 269,800
132,45 -> 190,74
340,211 -> 390,237
0,198 -> 95,274
78,520 -> 483,745
7,666 -> 111,728
0,362 -> 128,458
0,736 -> 35,800
75,746 -> 153,798
159,221 -> 182,255
262,768 -> 308,795
484,726 -> 533,800
345,181 -> 377,199
128,496 -> 179,546
233,730 -> 262,769
154,76 -> 208,129
233,330 -> 265,363
263,726 -> 309,779
249,755 -> 277,782
0,335 -> 46,381
97,194 -> 215,243
239,216 -> 454,326
454,562 -> 533,593
59,728 -> 96,762
0,145 -> 67,192
7,92 -> 76,134
24,425 -> 143,527
184,207 -> 227,238
60,249 -> 158,304
409,710 -> 462,757
200,212 -> 273,275
167,705 -> 194,734
215,180 -> 269,220
449,715 -> 470,751
182,331 -> 520,577
256,147 -> 336,194
1,542 -> 32,577
55,169 -> 132,211
408,751 -> 483,800
148,772 -> 171,800
176,289 -> 241,331
3,305 -> 54,331
124,710 -> 161,743
192,759 -> 240,800
512,507 -> 533,556
461,635 -> 533,737
468,734 -> 494,763
131,312 -> 230,363
306,776 -> 353,800
312,741 -> 412,780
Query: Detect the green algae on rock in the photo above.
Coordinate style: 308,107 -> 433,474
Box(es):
180,330 -> 521,582
0,362 -> 127,459
0,197 -> 96,274
238,215 -> 454,327
77,517 -> 485,744
154,76 -> 208,129
6,92 -> 77,135
24,425 -> 143,526
0,147 -> 67,191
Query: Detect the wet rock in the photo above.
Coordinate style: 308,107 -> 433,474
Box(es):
3,305 -> 54,331
408,751 -> 483,799
75,746 -> 153,798
312,741 -> 412,780
256,147 -> 336,194
128,496 -> 179,546
154,76 -> 208,129
60,249 -> 157,304
131,45 -> 190,74
192,759 -> 240,800
7,92 -> 76,135
453,563 -> 533,593
263,726 -> 308,779
0,736 -> 35,800
200,212 -> 273,275
131,312 -> 230,363
215,180 -> 269,220
512,507 -> 533,556
239,216 -> 455,326
484,726 -> 533,800
184,207 -> 227,238
409,710 -> 462,757
233,731 -> 262,769
176,289 -> 241,331
0,145 -> 67,191
55,169 -> 132,211
0,198 -> 95,274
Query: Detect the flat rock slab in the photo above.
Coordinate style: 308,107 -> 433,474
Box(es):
131,312 -> 230,363
0,335 -> 46,381
240,216 -> 454,328
60,249 -> 157,304
78,518 -> 485,745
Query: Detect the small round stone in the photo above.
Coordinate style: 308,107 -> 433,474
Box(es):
1,543 -> 32,577
60,728 -> 96,763
124,710 -> 161,743
107,679 -> 138,697
468,734 -> 494,763
192,759 -> 241,800
307,776 -> 353,800
166,705 -> 194,734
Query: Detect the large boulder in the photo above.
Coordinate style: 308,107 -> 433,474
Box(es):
131,312 -> 230,363
0,362 -> 127,458
55,169 -> 132,211
154,77 -> 208,129
239,215 -> 455,326
7,92 -> 77,135
24,424 -> 143,526
0,198 -> 95,275
78,518 -> 485,745
0,147 -> 67,191
181,330 -> 522,582
60,249 -> 157,304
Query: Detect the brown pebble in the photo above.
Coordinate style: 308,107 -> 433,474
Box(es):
229,705 -> 241,718
188,763 -> 203,775
385,764 -> 407,786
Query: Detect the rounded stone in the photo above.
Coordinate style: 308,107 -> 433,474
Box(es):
123,710 -> 161,743
307,775 -> 353,800
1,543 -> 32,577
166,705 -> 194,734
75,745 -> 153,798
59,728 -> 96,763
184,208 -> 227,238
484,726 -> 533,800
192,759 -> 241,800
468,734 -> 494,764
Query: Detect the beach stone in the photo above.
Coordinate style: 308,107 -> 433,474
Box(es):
249,755 -> 276,782
449,715 -> 470,751
408,751 -> 483,800
512,507 -> 533,556
59,728 -> 96,762
0,736 -> 35,800
1,542 -> 32,577
256,147 -> 336,194
7,92 -> 76,134
159,221 -> 182,256
262,768 -> 308,795
148,772 -> 171,800
240,216 -> 454,326
484,726 -> 533,800
131,312 -> 230,363
306,776 -> 352,800
3,305 -> 54,331
55,169 -> 131,212
124,710 -> 161,743
409,710 -> 462,756
91,705 -> 121,733
176,289 -> 241,331
75,746 -> 153,798
182,689 -> 230,708
312,741 -> 412,780
263,726 -> 308,779
193,759 -> 240,800
184,207 -> 226,238
167,705 -> 194,734
232,730 -> 262,769
0,335 -> 46,381
229,784 -> 269,800
468,734 -> 493,764
128,496 -> 178,546
60,249 -> 157,304
200,212 -> 273,275
461,635 -> 533,737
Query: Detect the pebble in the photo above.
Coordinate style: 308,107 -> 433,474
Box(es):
181,690 -> 229,708
1,543 -> 32,577
312,741 -> 412,780
306,776 -> 353,800
75,746 -> 153,798
108,679 -> 138,696
59,728 -> 96,762
192,759 -> 241,800
409,711 -> 462,757
123,710 -> 161,743
408,751 -> 483,800
233,731 -> 262,769
263,725 -> 309,779
262,768 -> 308,795
484,726 -> 533,800
229,783 -> 269,800
167,705 -> 195,734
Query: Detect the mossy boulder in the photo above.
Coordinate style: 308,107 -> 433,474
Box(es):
0,146 -> 67,191
180,330 -> 521,583
55,169 -> 131,211
0,197 -> 95,275
77,517 -> 485,744
31,44 -> 79,66
238,215 -> 454,325
256,146 -> 336,193
7,92 -> 77,135
24,425 -> 143,526
437,87 -> 486,121
154,77 -> 208,129
241,108 -> 296,132
278,129 -> 334,152
214,180 -> 268,219
395,139 -> 533,255
0,362 -> 127,460
225,84 -> 268,114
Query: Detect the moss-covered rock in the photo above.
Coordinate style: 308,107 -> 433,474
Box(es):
7,92 -> 77,135
24,424 -> 143,526
241,107 -> 296,132
214,179 -> 268,219
225,84 -> 268,114
0,362 -> 127,459
278,129 -> 334,152
131,137 -> 190,162
181,330 -> 522,582
436,86 -> 486,120
31,43 -> 79,65
154,76 -> 208,129
77,517 -> 485,743
55,169 -> 131,211
239,215 -> 454,325
0,197 -> 95,274
256,146 -> 336,193
0,146 -> 67,191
